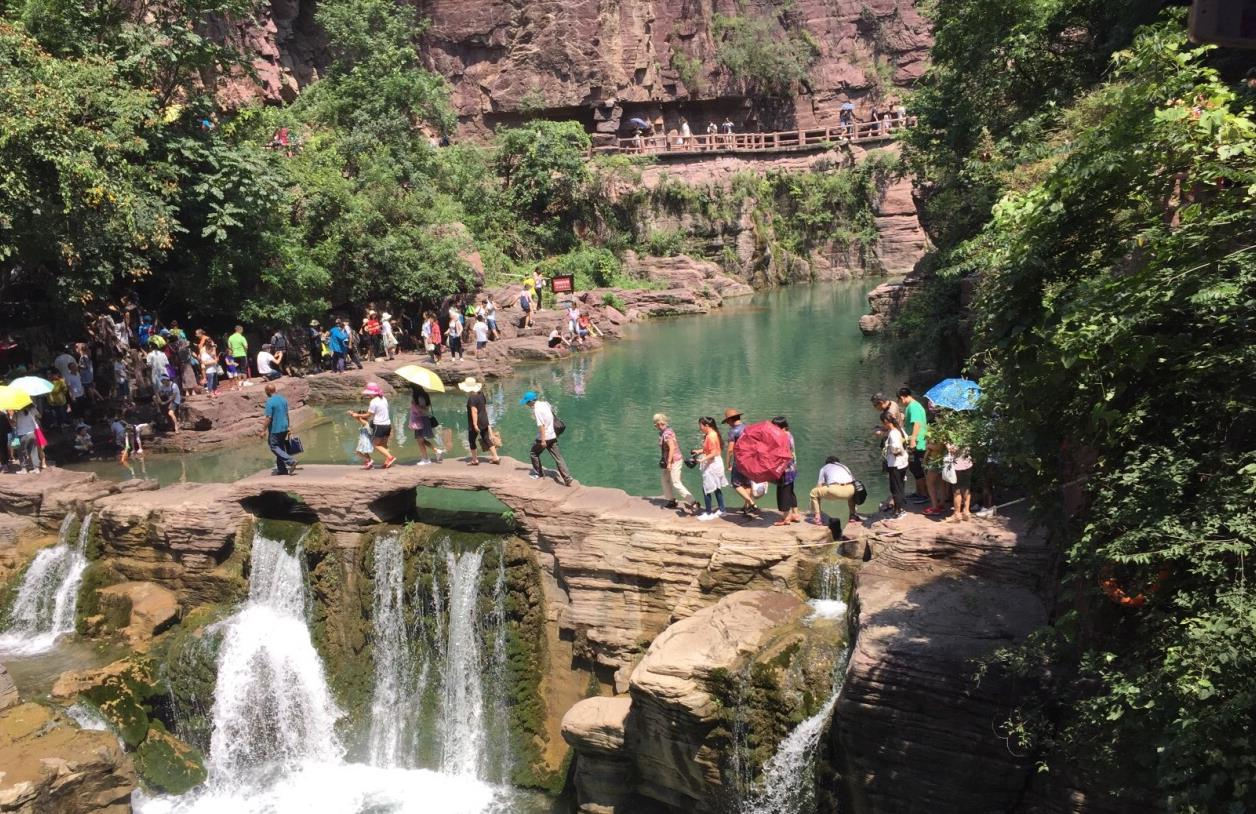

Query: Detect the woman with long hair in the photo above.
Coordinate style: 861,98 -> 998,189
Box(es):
881,409 -> 909,519
693,416 -> 729,521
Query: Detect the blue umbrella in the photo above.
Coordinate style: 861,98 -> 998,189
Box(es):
840,102 -> 855,111
8,375 -> 54,397
924,378 -> 981,411
627,117 -> 650,129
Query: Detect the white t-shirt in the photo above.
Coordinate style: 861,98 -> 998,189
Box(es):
256,351 -> 278,375
533,401 -> 556,441
484,301 -> 496,318
368,396 -> 391,426
66,372 -> 85,399
473,322 -> 489,343
818,462 -> 854,486
884,428 -> 909,470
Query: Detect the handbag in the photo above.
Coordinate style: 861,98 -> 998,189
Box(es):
489,427 -> 503,448
34,426 -> 47,449
853,479 -> 868,506
942,454 -> 957,485
287,435 -> 304,455
553,417 -> 566,436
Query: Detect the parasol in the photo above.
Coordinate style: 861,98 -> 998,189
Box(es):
7,376 -> 54,397
730,421 -> 793,483
394,365 -> 446,392
627,117 -> 650,130
0,385 -> 33,411
924,378 -> 981,411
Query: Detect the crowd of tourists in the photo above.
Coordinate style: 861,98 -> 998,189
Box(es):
258,370 -> 987,534
0,270 -> 590,472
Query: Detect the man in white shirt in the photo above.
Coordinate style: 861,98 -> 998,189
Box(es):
521,390 -> 572,486
472,315 -> 490,356
809,455 -> 861,526
256,345 -> 282,380
145,345 -> 167,393
53,346 -> 76,380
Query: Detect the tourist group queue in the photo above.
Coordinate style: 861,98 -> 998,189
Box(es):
259,377 -> 979,531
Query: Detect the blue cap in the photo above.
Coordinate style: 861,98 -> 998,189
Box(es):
519,390 -> 538,406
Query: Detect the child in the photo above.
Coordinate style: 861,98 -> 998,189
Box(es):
73,423 -> 93,455
352,412 -> 374,467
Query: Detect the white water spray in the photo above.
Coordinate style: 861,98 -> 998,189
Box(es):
368,533 -> 412,767
744,562 -> 851,814
0,513 -> 92,655
439,546 -> 487,777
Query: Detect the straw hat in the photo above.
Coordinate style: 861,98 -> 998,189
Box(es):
457,376 -> 483,393
381,312 -> 392,321
362,382 -> 383,396
721,408 -> 742,424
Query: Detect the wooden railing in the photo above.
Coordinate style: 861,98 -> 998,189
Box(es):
597,116 -> 915,156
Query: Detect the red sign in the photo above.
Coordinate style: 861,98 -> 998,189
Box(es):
550,274 -> 574,294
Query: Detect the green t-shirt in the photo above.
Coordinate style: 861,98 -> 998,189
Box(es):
904,399 -> 928,450
227,332 -> 248,360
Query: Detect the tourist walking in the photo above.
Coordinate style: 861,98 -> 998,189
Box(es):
11,405 -> 41,473
227,326 -> 249,378
532,269 -> 545,310
362,311 -> 383,361
446,312 -> 464,360
381,312 -> 398,360
519,287 -> 534,329
484,297 -> 499,339
460,377 -> 499,466
145,342 -> 167,393
722,408 -> 759,516
694,416 -> 729,520
471,315 -> 490,357
345,322 -> 365,370
199,340 -> 220,396
654,414 -> 699,512
423,312 -> 443,363
522,390 -> 572,486
307,321 -> 324,372
899,388 -> 929,502
809,456 -> 860,526
329,320 -> 350,373
348,383 -> 396,469
155,375 -> 180,433
408,385 -> 444,465
881,410 -> 909,519
261,383 -> 297,476
770,416 -> 802,525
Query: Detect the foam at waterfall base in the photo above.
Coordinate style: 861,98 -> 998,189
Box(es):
807,598 -> 848,620
134,761 -> 502,814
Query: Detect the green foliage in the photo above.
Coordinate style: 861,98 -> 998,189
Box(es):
712,10 -> 818,97
670,48 -> 704,93
935,16 -> 1256,806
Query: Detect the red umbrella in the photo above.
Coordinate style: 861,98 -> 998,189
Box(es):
731,421 -> 793,483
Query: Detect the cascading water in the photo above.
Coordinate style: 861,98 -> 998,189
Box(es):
367,532 -> 413,768
439,545 -> 487,777
743,562 -> 852,814
0,513 -> 92,655
485,553 -> 512,781
206,532 -> 343,784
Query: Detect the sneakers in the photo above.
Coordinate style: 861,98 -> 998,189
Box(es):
697,511 -> 723,522
975,507 -> 996,518
528,471 -> 543,480
416,459 -> 432,466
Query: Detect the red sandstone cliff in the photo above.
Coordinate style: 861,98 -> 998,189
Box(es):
234,0 -> 932,137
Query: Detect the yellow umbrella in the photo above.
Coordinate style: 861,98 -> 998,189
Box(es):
393,365 -> 445,392
0,385 -> 33,411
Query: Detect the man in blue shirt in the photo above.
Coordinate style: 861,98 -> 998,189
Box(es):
261,383 -> 297,475
329,320 -> 349,373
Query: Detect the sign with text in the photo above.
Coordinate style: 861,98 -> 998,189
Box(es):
550,274 -> 574,294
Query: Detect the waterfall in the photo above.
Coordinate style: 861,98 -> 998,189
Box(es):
484,552 -> 511,782
744,562 -> 851,814
0,513 -> 92,655
438,546 -> 487,777
205,532 -> 343,785
368,533 -> 412,768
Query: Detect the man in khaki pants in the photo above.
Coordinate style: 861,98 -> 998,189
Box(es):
654,414 -> 700,513
809,456 -> 860,525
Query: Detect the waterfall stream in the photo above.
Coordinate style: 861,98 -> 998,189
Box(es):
367,532 -> 413,768
743,562 -> 852,814
439,546 -> 487,777
0,513 -> 92,655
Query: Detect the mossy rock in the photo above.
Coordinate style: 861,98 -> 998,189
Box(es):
136,725 -> 208,794
75,560 -> 124,634
149,603 -> 231,751
80,658 -> 157,748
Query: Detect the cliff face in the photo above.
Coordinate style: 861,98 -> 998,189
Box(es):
239,0 -> 931,136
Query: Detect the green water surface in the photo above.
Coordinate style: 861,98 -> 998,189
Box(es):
71,282 -> 902,508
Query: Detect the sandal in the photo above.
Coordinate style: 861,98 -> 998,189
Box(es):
383,456 -> 397,469
772,519 -> 790,527
467,460 -> 480,466
490,458 -> 501,465
361,462 -> 374,470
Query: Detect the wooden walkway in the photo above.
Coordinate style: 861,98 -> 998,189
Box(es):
596,116 -> 914,157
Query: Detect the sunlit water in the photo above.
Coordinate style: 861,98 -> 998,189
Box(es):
69,282 -> 900,506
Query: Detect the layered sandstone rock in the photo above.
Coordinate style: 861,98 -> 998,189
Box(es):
0,664 -> 16,712
0,702 -> 135,814
834,511 -> 1052,812
96,582 -> 181,647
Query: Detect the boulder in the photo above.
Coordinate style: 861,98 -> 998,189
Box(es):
625,590 -> 807,812
562,696 -> 634,814
0,702 -> 135,814
96,582 -> 181,647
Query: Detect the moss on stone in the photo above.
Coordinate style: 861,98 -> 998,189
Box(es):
135,724 -> 208,794
74,560 -> 124,635
148,604 -> 231,752
80,657 -> 158,748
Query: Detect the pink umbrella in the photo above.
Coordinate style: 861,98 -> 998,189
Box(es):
732,421 -> 793,483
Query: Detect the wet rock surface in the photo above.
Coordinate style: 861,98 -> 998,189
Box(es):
0,702 -> 135,814
836,511 -> 1052,812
